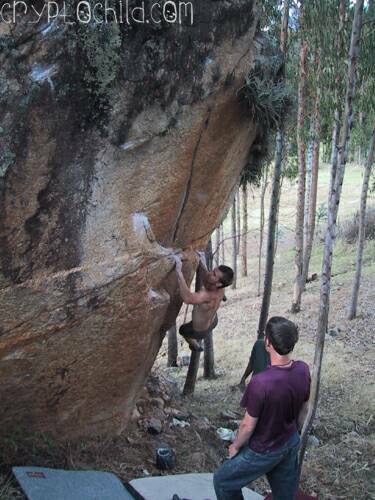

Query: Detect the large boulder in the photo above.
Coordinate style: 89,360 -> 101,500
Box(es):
0,0 -> 260,439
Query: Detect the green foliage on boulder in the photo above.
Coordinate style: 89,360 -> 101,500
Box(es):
238,64 -> 293,131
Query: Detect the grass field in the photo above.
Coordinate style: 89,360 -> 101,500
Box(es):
246,162 -> 372,231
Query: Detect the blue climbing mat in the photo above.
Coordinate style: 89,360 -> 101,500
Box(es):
12,466 -> 140,500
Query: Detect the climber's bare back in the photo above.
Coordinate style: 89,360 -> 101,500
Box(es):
192,289 -> 224,331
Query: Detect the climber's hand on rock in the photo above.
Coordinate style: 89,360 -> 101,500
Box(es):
195,251 -> 207,269
174,255 -> 183,273
195,250 -> 205,261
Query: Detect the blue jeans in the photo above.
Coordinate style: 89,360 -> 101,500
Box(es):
213,432 -> 300,500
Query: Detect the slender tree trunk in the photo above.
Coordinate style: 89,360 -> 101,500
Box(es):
329,109 -> 340,199
299,0 -> 364,474
215,226 -> 220,266
291,35 -> 308,313
330,0 -> 346,200
257,131 -> 284,338
304,136 -> 314,247
274,176 -> 284,259
302,120 -> 320,286
183,350 -> 201,396
258,167 -> 268,295
241,183 -> 248,277
167,323 -> 178,367
242,0 -> 289,383
204,331 -> 215,379
280,0 -> 289,52
183,266 -> 204,395
302,92 -> 321,286
274,205 -> 280,258
330,114 -> 339,166
348,125 -> 375,319
273,0 -> 289,261
237,191 -> 241,255
231,196 -> 237,289
221,223 -> 225,264
304,141 -> 314,254
204,239 -> 216,378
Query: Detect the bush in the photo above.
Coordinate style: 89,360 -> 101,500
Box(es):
337,206 -> 375,243
238,70 -> 293,131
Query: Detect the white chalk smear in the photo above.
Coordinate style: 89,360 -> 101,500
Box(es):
120,137 -> 149,152
41,18 -> 57,35
132,212 -> 150,235
30,64 -> 58,91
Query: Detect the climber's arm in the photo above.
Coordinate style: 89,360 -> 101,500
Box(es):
175,256 -> 211,305
195,251 -> 209,280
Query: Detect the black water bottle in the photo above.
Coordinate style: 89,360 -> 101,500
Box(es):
155,445 -> 175,470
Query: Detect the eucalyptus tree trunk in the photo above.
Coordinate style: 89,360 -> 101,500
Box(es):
236,190 -> 241,255
183,349 -> 201,396
204,239 -> 216,378
257,131 -> 284,338
302,88 -> 321,287
241,183 -> 248,277
329,109 -> 340,199
215,226 -> 220,266
330,0 -> 346,199
270,0 -> 289,265
274,178 -> 283,258
203,332 -> 215,379
257,167 -> 268,295
348,125 -> 375,319
302,117 -> 320,287
167,323 -> 178,367
291,35 -> 308,313
304,86 -> 316,230
183,266 -> 204,395
221,223 -> 225,264
231,196 -> 237,289
280,0 -> 289,52
299,0 -> 364,473
304,137 -> 314,252
243,0 -> 289,383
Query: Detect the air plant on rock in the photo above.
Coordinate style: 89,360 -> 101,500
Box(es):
238,68 -> 294,131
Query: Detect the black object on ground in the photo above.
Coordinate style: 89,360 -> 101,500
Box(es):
155,446 -> 176,470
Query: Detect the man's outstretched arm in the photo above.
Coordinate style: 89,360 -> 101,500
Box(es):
174,256 -> 211,305
195,251 -> 209,279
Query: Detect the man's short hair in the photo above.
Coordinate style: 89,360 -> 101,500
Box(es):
218,265 -> 234,288
265,316 -> 299,355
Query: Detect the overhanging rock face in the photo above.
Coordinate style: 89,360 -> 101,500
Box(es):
0,0 -> 260,438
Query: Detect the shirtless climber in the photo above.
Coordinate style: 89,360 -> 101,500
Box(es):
174,254 -> 234,352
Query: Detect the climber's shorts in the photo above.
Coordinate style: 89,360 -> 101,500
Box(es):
179,314 -> 218,340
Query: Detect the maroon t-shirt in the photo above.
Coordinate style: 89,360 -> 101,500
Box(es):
240,360 -> 310,453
